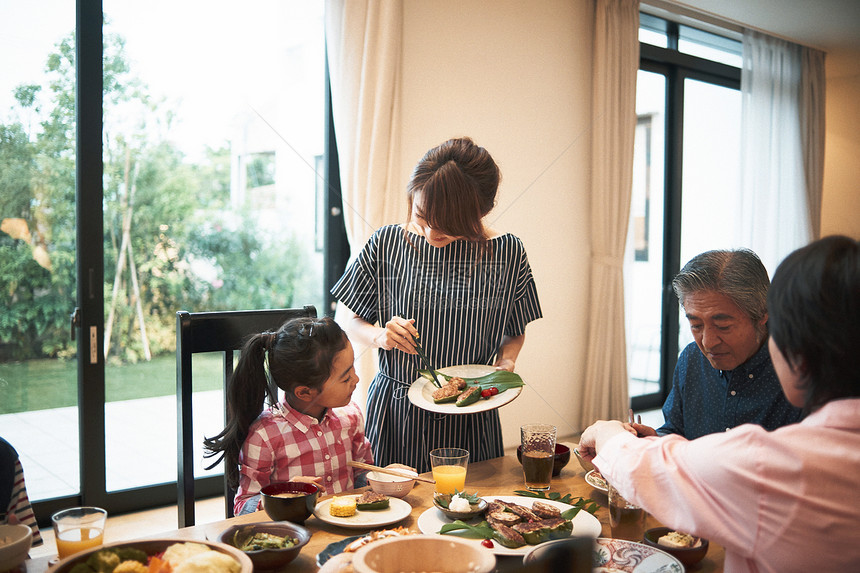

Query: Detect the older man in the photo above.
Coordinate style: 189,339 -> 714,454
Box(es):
635,249 -> 803,439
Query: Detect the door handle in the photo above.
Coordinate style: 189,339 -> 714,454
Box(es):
70,307 -> 81,341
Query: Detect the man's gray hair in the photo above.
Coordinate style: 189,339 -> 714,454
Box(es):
672,249 -> 770,325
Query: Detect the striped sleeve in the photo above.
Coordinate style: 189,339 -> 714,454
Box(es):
7,459 -> 43,546
330,229 -> 384,324
506,237 -> 542,336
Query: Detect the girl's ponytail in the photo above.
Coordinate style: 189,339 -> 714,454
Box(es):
202,332 -> 271,489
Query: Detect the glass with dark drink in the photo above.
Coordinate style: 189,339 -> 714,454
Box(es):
608,483 -> 646,541
520,424 -> 556,491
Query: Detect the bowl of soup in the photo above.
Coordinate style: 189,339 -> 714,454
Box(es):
260,482 -> 321,524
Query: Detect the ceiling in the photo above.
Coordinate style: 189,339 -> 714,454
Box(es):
658,0 -> 860,74
652,0 -> 860,75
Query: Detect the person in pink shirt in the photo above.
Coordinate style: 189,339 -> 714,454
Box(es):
580,235 -> 860,573
204,316 -> 376,515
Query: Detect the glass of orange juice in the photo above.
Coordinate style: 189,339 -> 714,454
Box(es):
429,448 -> 469,494
52,507 -> 108,559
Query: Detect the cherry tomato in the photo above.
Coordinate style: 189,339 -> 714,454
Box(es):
481,389 -> 492,399
489,386 -> 499,396
481,538 -> 494,548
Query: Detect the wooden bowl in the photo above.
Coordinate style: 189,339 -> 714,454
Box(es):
352,534 -> 495,573
49,538 -> 252,573
643,527 -> 709,568
217,521 -> 310,570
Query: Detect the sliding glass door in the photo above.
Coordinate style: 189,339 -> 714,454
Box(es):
1,0 -> 332,522
0,0 -> 81,516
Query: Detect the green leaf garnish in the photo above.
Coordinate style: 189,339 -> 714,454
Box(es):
439,520 -> 495,539
513,490 -> 599,516
435,490 -> 481,508
419,369 -> 524,391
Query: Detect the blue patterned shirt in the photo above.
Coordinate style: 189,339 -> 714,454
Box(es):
658,341 -> 804,439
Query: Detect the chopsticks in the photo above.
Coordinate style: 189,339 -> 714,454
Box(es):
348,461 -> 436,484
412,334 -> 442,388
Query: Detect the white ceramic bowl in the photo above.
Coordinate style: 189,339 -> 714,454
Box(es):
366,470 -> 417,498
0,524 -> 33,572
352,534 -> 495,573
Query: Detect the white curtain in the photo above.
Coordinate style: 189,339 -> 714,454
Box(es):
740,31 -> 825,274
580,0 -> 639,425
800,47 -> 826,241
325,0 -> 404,249
325,0 -> 404,410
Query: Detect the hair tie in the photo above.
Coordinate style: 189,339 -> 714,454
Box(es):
261,331 -> 276,351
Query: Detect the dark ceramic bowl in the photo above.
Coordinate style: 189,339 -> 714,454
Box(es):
432,495 -> 488,521
643,527 -> 709,568
516,443 -> 572,476
217,521 -> 311,570
260,481 -> 321,524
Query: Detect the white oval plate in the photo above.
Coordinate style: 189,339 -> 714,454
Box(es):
416,495 -> 601,556
586,469 -> 608,492
407,364 -> 523,414
313,495 -> 412,530
524,537 -> 684,572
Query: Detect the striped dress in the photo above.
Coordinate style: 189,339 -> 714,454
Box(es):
331,225 -> 543,473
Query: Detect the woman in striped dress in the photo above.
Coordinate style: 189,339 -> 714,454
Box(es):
331,137 -> 543,473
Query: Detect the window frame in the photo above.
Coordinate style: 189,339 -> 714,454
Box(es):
630,23 -> 741,413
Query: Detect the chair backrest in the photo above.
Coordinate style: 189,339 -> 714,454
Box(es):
176,305 -> 317,528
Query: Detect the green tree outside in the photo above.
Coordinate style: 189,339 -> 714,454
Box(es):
0,28 -> 317,412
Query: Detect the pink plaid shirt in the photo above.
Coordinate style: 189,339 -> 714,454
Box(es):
234,400 -> 373,514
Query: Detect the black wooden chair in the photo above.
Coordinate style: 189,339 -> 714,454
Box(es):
176,305 -> 317,528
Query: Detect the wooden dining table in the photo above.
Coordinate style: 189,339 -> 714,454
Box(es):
28,451 -> 725,572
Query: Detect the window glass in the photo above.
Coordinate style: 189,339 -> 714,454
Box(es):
0,1 -> 79,501
102,0 -> 326,491
679,25 -> 742,67
677,78 -> 741,350
639,13 -> 668,48
625,70 -> 667,399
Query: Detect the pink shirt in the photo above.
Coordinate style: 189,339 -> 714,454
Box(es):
235,400 -> 373,514
596,399 -> 860,573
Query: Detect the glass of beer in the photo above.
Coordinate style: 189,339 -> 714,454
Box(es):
608,483 -> 646,541
520,424 -> 556,491
52,506 -> 108,559
429,448 -> 469,494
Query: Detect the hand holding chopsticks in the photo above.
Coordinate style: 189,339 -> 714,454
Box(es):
626,408 -> 658,437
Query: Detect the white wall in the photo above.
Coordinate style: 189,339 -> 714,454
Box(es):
400,0 -> 595,447
822,53 -> 860,239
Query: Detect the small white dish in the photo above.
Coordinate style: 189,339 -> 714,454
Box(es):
313,495 -> 412,530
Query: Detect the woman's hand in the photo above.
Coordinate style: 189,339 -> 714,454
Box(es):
374,316 -> 419,354
493,334 -> 524,372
